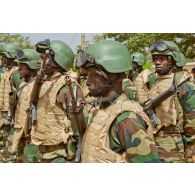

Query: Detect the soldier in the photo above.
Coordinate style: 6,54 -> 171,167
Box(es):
129,52 -> 157,104
0,43 -> 23,162
10,49 -> 41,162
148,40 -> 195,162
30,40 -> 85,163
77,40 -> 160,163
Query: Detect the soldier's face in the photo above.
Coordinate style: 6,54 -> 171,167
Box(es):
86,67 -> 108,97
132,62 -> 139,71
1,55 -> 14,67
153,55 -> 172,75
18,63 -> 31,80
38,55 -> 55,76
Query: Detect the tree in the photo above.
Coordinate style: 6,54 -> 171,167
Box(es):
0,33 -> 33,48
94,33 -> 195,60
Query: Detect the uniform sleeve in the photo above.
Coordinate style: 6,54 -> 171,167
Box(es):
11,71 -> 23,89
56,85 -> 87,134
178,82 -> 195,130
147,73 -> 158,89
122,79 -> 139,101
56,84 -> 87,161
0,69 -> 4,82
109,111 -> 161,163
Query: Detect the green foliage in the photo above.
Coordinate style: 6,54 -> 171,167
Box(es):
143,61 -> 153,70
0,33 -> 33,49
94,33 -> 195,60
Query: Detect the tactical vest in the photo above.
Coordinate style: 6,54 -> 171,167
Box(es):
12,81 -> 34,152
31,72 -> 76,146
134,69 -> 151,104
81,94 -> 153,163
0,66 -> 18,111
149,72 -> 187,132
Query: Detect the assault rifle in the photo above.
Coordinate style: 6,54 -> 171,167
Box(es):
24,50 -> 49,138
65,74 -> 86,162
143,76 -> 191,128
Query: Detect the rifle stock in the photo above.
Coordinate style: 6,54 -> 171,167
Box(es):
143,76 -> 191,128
65,74 -> 86,162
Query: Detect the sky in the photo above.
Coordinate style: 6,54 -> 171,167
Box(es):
20,33 -> 99,52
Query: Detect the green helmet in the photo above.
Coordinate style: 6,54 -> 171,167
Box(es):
178,52 -> 187,67
131,52 -> 146,66
150,40 -> 184,67
0,43 -> 20,58
15,49 -> 41,69
35,39 -> 74,71
79,40 -> 131,73
50,40 -> 74,71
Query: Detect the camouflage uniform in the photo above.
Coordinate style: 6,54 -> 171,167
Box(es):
130,53 -> 157,104
31,40 -> 85,163
149,40 -> 195,162
0,43 -> 22,162
133,69 -> 157,104
11,49 -> 41,163
31,72 -> 84,162
82,94 -> 160,162
0,68 -> 23,162
76,40 -> 160,163
122,78 -> 139,101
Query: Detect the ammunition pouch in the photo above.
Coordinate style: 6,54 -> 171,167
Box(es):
39,143 -> 65,153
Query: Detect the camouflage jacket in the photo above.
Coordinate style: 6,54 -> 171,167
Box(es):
51,73 -> 86,160
122,78 -> 139,101
109,110 -> 160,162
83,94 -> 161,163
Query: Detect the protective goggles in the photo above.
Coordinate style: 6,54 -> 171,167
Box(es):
15,50 -> 32,61
149,41 -> 180,53
35,39 -> 54,55
76,49 -> 95,68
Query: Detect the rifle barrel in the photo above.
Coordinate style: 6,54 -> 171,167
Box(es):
150,76 -> 190,108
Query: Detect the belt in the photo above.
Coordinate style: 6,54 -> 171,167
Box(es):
39,143 -> 65,153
